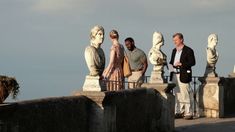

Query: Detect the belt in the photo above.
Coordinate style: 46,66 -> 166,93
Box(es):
172,72 -> 180,74
131,69 -> 143,72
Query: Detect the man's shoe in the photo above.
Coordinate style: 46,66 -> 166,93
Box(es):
184,115 -> 193,120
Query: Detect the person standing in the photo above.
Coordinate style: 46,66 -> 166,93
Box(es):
169,33 -> 196,120
103,30 -> 125,91
124,37 -> 148,88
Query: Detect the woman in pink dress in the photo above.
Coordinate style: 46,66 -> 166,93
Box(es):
102,30 -> 125,91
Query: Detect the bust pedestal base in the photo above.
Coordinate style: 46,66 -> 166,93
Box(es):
228,73 -> 235,78
149,71 -> 165,84
198,77 -> 224,118
83,75 -> 106,91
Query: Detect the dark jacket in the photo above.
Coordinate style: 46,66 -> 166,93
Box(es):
169,45 -> 196,83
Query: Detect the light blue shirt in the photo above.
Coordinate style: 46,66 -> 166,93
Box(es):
173,49 -> 183,72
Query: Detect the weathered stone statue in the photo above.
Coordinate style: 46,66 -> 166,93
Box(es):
141,32 -> 175,126
198,33 -> 224,118
204,34 -> 219,77
148,32 -> 167,83
85,25 -> 105,76
83,25 -> 106,91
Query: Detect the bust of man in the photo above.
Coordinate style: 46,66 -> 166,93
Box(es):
205,33 -> 219,77
85,25 -> 105,77
148,32 -> 167,72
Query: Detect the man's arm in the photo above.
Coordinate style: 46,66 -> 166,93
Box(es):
181,48 -> 196,69
141,53 -> 148,75
141,58 -> 148,75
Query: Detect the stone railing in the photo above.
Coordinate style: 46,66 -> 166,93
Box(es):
0,87 -> 175,132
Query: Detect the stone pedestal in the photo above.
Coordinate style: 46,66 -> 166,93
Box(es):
229,65 -> 235,77
198,77 -> 225,118
228,73 -> 235,78
228,68 -> 235,77
204,67 -> 218,77
149,71 -> 165,84
83,75 -> 106,91
141,83 -> 175,132
141,83 -> 175,94
74,92 -> 105,132
223,77 -> 235,115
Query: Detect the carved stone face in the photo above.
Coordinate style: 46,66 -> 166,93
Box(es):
93,30 -> 104,45
152,32 -> 164,49
90,25 -> 105,47
208,34 -> 218,49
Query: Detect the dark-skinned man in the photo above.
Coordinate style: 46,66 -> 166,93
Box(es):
124,37 -> 148,88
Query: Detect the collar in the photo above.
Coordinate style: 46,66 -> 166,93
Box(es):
176,45 -> 184,52
130,47 -> 138,53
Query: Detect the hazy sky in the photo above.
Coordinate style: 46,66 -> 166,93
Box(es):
1,0 -> 235,101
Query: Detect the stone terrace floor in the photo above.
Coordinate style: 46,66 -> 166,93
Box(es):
175,117 -> 235,132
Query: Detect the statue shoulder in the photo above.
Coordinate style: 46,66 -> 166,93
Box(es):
148,48 -> 154,53
206,48 -> 214,55
97,47 -> 105,56
149,48 -> 160,54
162,51 -> 167,57
85,45 -> 97,53
148,48 -> 156,57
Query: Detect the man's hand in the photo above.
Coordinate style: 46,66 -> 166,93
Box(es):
174,61 -> 182,67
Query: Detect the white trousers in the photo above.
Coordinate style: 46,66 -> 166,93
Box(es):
173,74 -> 193,116
127,71 -> 144,89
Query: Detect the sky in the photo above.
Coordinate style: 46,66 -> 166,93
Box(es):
1,0 -> 235,101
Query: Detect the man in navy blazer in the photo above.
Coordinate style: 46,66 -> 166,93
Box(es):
169,33 -> 196,120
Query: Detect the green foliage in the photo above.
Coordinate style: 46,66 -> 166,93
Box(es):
0,75 -> 20,99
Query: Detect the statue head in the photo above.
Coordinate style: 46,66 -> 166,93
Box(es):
208,33 -> 218,49
152,32 -> 164,50
90,25 -> 105,47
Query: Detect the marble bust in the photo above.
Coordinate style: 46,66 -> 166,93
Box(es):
148,32 -> 167,83
204,33 -> 219,77
148,32 -> 167,72
83,25 -> 106,91
85,25 -> 105,77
